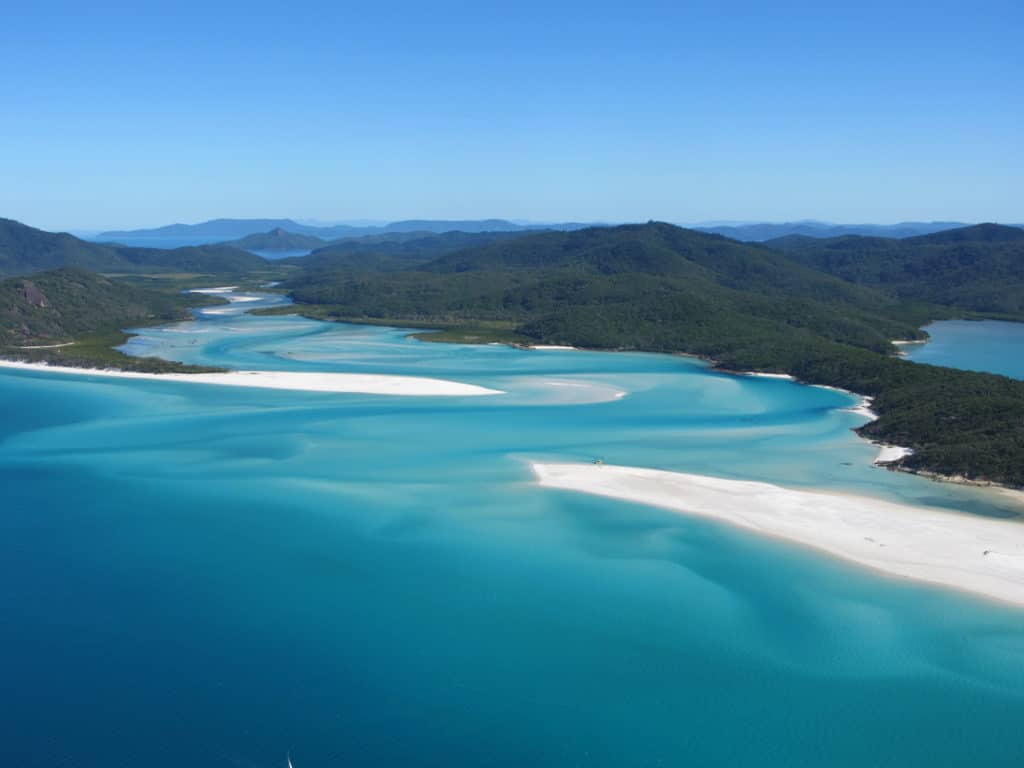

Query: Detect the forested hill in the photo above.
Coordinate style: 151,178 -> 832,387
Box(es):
1,218 -> 126,274
286,221 -> 929,356
766,223 -> 1024,317
1,218 -> 269,276
287,222 -> 924,353
225,228 -> 327,252
0,268 -> 223,372
289,229 -> 539,272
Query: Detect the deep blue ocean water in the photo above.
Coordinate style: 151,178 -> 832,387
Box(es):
2,294 -> 1023,767
903,319 -> 1024,379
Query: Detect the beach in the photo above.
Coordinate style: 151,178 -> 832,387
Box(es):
874,445 -> 913,464
0,359 -> 503,396
531,461 -> 1024,607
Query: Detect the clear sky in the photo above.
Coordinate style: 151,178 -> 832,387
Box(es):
2,0 -> 1021,231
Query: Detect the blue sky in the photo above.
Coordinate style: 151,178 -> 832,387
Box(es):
2,0 -> 1020,230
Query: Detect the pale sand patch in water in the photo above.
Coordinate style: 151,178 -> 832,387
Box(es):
0,360 -> 503,396
531,462 -> 1024,608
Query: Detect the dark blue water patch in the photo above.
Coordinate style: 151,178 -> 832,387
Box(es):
904,320 -> 1024,379
248,249 -> 313,260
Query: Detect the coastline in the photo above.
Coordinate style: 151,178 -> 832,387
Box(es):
531,462 -> 1024,609
8,289 -> 1010,489
0,359 -> 503,397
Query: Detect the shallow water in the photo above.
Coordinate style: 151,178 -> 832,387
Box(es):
903,319 -> 1024,379
2,295 -> 1023,767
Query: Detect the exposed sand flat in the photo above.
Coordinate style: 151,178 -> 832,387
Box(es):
744,372 -> 795,380
875,445 -> 914,464
531,462 -> 1024,607
842,396 -> 878,421
0,360 -> 503,396
189,286 -> 238,294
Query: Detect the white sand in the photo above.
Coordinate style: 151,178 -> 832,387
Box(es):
531,462 -> 1024,607
530,345 -> 578,350
190,286 -> 238,294
874,445 -> 914,464
744,372 -> 795,380
842,396 -> 878,421
0,359 -> 503,397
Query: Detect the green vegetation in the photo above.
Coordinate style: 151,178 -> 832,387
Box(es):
1,218 -> 270,276
280,222 -> 1024,487
224,228 -> 327,252
0,268 -> 223,372
287,229 -> 537,273
769,223 -> 1024,317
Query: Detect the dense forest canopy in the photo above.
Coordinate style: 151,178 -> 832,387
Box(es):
769,223 -> 1024,317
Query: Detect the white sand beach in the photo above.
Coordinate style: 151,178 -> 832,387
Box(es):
190,286 -> 238,294
744,371 -> 795,380
531,462 -> 1024,607
874,445 -> 914,464
0,359 -> 503,396
530,345 -> 579,350
843,396 -> 878,421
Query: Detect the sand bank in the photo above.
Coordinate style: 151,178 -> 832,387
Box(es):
530,345 -> 579,351
531,462 -> 1024,608
875,445 -> 914,464
0,359 -> 503,396
743,371 -> 795,380
190,286 -> 238,294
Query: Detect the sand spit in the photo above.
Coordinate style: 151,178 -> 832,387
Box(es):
0,360 -> 504,397
531,462 -> 1024,608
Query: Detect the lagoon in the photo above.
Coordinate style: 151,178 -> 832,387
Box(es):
903,319 -> 1024,379
1,294 -> 1023,767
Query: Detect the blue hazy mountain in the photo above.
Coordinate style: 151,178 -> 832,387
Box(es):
0,218 -> 268,276
95,218 -> 375,247
96,218 -> 599,247
695,220 -> 975,242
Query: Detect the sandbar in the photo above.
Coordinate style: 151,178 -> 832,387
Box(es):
0,359 -> 503,396
531,461 -> 1024,607
190,286 -> 238,294
875,445 -> 914,464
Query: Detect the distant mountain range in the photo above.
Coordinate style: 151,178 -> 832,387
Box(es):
95,218 -> 599,248
693,221 -> 981,241
92,217 -> 1024,249
0,218 -> 267,276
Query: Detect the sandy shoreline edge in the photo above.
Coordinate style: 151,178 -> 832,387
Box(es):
531,462 -> 1024,608
0,359 -> 503,397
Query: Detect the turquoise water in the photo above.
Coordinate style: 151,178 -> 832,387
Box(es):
903,319 -> 1024,379
2,294 -> 1023,767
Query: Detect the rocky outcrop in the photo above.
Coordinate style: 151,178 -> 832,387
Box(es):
19,280 -> 49,308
